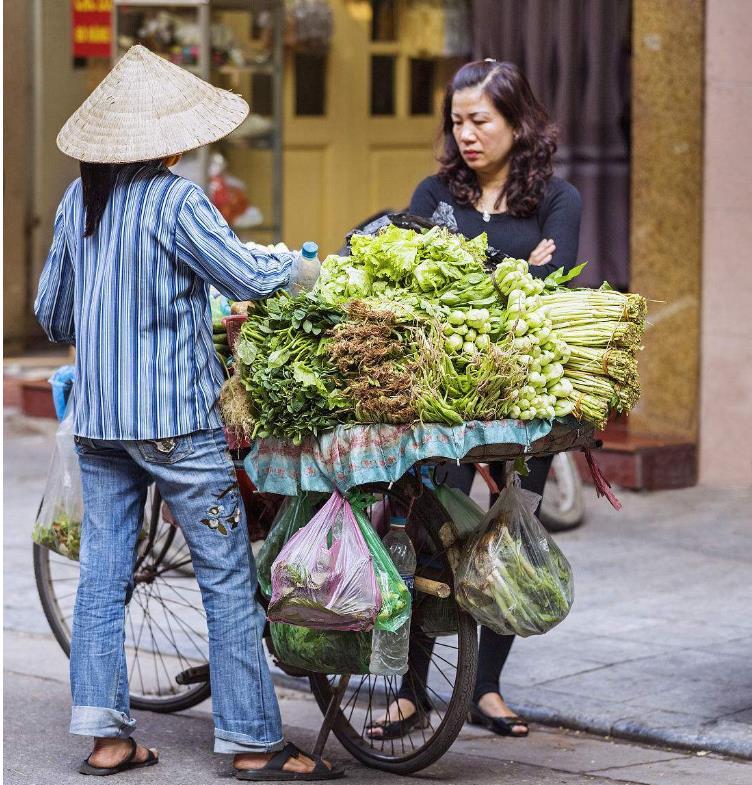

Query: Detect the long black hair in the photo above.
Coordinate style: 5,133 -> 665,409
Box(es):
80,160 -> 160,237
438,60 -> 557,218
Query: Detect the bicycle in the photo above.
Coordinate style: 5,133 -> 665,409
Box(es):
34,413 -> 596,774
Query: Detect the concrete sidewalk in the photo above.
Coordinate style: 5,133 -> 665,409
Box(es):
4,409 -> 752,761
5,629 -> 751,785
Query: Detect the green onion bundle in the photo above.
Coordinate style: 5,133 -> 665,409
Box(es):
542,290 -> 646,323
565,346 -> 638,385
535,288 -> 646,428
553,321 -> 643,350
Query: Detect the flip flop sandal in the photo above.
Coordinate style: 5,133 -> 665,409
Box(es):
468,702 -> 529,737
233,742 -> 344,781
79,737 -> 159,776
366,710 -> 431,740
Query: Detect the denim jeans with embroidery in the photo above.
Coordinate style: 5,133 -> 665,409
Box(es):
69,428 -> 284,754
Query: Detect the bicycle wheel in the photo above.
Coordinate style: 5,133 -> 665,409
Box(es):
307,477 -> 478,774
34,484 -> 211,713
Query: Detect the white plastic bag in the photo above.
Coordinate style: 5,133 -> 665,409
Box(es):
456,475 -> 574,637
32,402 -> 83,560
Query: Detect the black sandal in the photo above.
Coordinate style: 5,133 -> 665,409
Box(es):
79,737 -> 159,776
366,708 -> 431,740
233,742 -> 344,781
468,701 -> 529,737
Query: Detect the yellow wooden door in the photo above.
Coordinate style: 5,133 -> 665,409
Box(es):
282,0 -> 464,255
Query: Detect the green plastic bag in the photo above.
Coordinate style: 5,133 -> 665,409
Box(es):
350,501 -> 411,634
257,492 -> 323,597
270,623 -> 371,674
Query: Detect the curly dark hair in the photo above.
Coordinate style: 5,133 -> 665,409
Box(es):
438,60 -> 557,218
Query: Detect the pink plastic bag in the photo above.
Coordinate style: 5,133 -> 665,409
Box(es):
268,491 -> 381,631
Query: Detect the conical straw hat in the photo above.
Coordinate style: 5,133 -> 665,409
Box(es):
57,45 -> 249,163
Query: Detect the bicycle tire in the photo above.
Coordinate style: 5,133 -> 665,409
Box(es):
33,487 -> 212,714
306,477 -> 478,774
540,452 -> 585,532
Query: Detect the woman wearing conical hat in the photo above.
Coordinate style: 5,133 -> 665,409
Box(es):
35,45 -> 340,781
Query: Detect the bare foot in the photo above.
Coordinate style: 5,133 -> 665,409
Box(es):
87,738 -> 157,768
366,698 -> 417,738
234,747 -> 333,775
477,692 -> 528,735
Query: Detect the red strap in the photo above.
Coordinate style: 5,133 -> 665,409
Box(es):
583,448 -> 622,511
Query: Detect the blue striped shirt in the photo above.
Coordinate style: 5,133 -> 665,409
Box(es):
34,162 -> 294,440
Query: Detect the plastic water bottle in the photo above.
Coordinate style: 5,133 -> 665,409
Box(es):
289,240 -> 321,295
369,515 -> 416,676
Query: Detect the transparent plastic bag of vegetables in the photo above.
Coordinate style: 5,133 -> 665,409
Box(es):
269,623 -> 372,675
456,474 -> 574,637
257,492 -> 323,597
268,491 -> 381,631
434,483 -> 486,550
32,400 -> 83,561
349,497 -> 411,633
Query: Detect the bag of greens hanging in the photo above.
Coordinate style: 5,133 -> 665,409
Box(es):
456,474 -> 574,637
268,491 -> 381,631
32,401 -> 83,561
269,623 -> 371,675
349,498 -> 411,633
257,492 -> 323,597
434,483 -> 486,549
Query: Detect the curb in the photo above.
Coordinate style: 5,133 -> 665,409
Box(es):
270,671 -> 752,762
483,700 -> 752,762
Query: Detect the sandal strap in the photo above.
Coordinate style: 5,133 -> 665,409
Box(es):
123,738 -> 139,765
265,742 -> 300,771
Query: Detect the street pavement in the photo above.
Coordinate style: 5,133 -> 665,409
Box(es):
5,629 -> 752,785
4,408 -> 752,783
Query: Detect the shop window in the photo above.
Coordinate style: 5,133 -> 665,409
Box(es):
371,0 -> 397,42
294,53 -> 327,116
371,55 -> 396,115
410,58 -> 435,115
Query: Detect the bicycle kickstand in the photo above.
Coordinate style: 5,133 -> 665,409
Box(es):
311,674 -> 351,761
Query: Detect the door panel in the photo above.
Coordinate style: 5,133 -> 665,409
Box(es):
283,1 -> 459,255
368,147 -> 438,212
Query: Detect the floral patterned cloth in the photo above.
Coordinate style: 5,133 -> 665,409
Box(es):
244,419 -> 555,496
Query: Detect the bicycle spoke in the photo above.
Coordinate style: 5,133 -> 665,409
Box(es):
414,640 -> 457,694
151,581 -> 208,657
145,580 -> 201,674
126,604 -> 147,697
343,675 -> 367,726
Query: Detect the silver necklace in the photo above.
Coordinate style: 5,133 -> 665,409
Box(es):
482,209 -> 491,223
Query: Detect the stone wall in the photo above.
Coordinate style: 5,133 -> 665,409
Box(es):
629,0 -> 704,442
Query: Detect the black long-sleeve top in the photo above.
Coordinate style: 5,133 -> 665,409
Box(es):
408,175 -> 582,279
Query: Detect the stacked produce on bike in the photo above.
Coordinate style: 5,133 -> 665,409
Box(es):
223,224 -> 646,442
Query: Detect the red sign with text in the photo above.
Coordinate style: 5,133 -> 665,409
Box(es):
72,0 -> 112,58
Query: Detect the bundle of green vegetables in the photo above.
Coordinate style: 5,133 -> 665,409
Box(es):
538,288 -> 646,428
233,294 -> 349,445
489,258 -> 646,429
223,224 -> 645,441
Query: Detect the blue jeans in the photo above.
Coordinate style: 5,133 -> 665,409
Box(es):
69,427 -> 284,754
